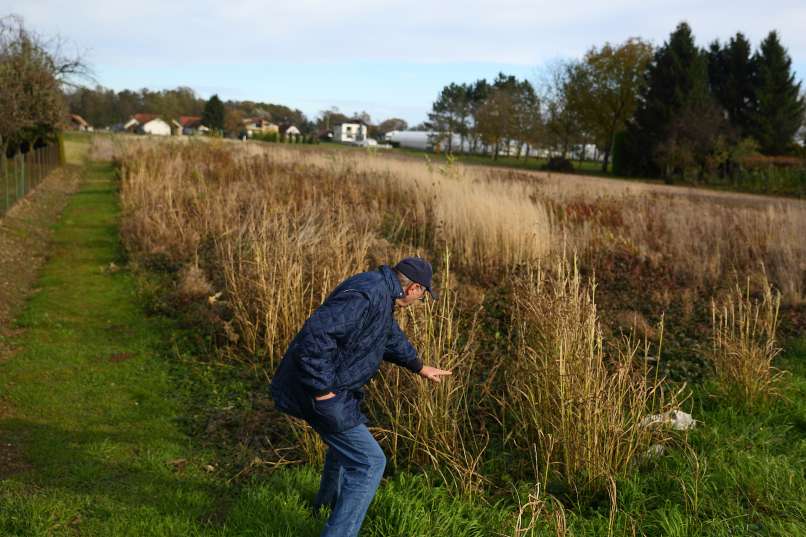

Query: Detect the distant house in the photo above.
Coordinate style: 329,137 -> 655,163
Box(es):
178,116 -> 209,136
273,124 -> 303,142
243,118 -> 278,137
124,113 -> 171,136
333,122 -> 367,143
67,114 -> 92,131
281,125 -> 301,138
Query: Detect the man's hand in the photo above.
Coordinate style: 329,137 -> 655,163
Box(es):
315,392 -> 336,401
418,365 -> 452,382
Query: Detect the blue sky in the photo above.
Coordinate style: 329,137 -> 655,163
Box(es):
6,0 -> 805,125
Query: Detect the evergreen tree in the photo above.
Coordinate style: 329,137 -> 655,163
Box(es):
707,33 -> 756,137
202,94 -> 226,131
751,31 -> 805,154
467,79 -> 491,152
622,22 -> 711,177
429,83 -> 471,152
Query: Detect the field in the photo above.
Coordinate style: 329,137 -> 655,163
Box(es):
2,133 -> 804,536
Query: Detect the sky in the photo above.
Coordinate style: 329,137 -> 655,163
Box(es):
5,0 -> 806,125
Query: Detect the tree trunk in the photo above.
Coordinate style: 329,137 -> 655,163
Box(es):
602,148 -> 611,173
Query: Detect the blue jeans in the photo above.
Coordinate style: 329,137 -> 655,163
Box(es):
313,423 -> 386,537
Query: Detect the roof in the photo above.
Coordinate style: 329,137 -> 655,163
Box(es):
132,113 -> 160,124
179,115 -> 203,128
334,120 -> 367,127
69,114 -> 89,127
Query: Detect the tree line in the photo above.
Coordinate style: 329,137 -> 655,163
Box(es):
428,22 -> 805,185
66,85 -> 419,141
65,86 -> 314,133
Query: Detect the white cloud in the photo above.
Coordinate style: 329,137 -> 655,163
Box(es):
8,0 -> 806,66
6,1 -> 804,123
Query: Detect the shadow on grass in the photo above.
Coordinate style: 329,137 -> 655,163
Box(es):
0,418 -> 328,535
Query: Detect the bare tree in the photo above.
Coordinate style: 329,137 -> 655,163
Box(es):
538,61 -> 584,159
0,15 -> 90,154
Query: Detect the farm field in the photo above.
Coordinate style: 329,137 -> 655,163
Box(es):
0,133 -> 804,536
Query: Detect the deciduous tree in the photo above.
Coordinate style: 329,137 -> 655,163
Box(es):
565,39 -> 653,171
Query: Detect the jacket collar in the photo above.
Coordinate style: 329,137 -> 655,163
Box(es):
379,265 -> 404,301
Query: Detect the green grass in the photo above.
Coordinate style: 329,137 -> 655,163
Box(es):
0,141 -> 804,535
0,158 -> 227,535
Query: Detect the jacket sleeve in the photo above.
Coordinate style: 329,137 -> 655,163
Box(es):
383,319 -> 424,373
294,290 -> 369,396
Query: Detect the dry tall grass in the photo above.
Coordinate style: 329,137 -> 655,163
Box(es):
508,256 -> 678,494
368,253 -> 487,494
711,273 -> 784,405
111,136 -> 802,504
217,204 -> 376,365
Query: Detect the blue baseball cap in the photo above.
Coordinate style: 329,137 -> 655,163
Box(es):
394,257 -> 438,299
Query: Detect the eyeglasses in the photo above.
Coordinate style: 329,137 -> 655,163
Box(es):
406,283 -> 427,302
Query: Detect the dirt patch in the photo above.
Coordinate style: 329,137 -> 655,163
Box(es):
0,165 -> 81,478
107,352 -> 133,363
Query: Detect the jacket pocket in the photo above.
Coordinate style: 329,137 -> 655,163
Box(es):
311,391 -> 348,432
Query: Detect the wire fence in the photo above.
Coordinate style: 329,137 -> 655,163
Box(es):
1,142 -> 61,218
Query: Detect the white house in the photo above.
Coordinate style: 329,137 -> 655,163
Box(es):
124,114 -> 172,136
333,122 -> 367,143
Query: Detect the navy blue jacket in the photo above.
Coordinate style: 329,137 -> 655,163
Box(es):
270,265 -> 423,433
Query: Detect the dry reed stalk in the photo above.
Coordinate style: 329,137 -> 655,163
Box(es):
710,273 -> 784,405
287,417 -> 326,466
216,204 -> 375,365
368,252 -> 488,494
508,255 -> 677,494
511,442 -> 568,537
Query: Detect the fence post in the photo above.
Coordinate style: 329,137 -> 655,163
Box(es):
57,132 -> 66,166
23,150 -> 28,198
1,152 -> 7,216
36,145 -> 41,186
16,153 -> 21,200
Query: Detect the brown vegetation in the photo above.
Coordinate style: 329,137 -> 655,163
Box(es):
710,273 -> 784,406
112,136 -> 804,509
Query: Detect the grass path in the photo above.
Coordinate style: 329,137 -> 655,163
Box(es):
0,158 -> 229,535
